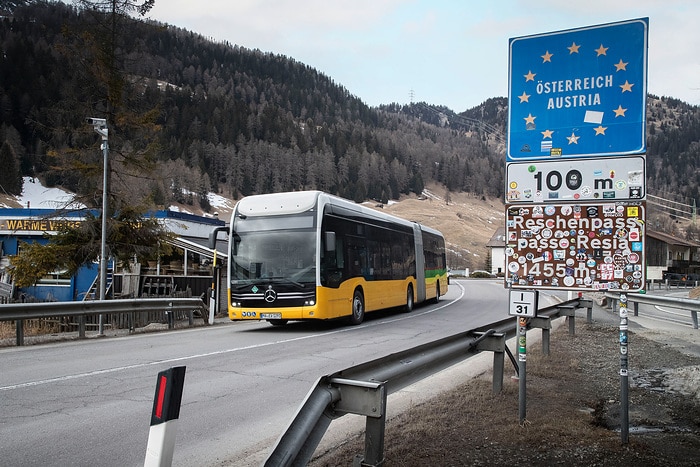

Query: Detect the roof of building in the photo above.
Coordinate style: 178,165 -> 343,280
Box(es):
646,229 -> 700,248
486,227 -> 506,248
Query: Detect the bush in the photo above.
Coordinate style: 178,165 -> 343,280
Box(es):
470,270 -> 494,278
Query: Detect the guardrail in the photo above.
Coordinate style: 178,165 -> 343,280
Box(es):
0,298 -> 207,346
604,291 -> 699,329
265,297 -> 592,466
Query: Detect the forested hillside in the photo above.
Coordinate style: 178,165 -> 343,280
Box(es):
0,1 -> 698,221
0,1 -> 501,210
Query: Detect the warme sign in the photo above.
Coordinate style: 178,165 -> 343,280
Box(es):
507,18 -> 648,161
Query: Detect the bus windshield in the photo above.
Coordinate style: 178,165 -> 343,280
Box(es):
230,229 -> 316,285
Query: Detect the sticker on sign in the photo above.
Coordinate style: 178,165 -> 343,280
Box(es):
505,201 -> 645,292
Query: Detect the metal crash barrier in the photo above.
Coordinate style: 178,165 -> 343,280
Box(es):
0,298 -> 207,346
605,291 -> 699,329
266,298 -> 592,466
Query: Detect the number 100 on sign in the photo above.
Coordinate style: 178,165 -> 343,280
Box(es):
509,290 -> 538,317
506,157 -> 645,203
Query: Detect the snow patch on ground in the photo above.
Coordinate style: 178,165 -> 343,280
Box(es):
4,177 -> 233,217
11,177 -> 86,209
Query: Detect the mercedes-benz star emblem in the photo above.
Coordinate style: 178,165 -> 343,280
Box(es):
264,286 -> 277,303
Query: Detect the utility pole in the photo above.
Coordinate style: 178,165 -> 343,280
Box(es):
87,117 -> 109,335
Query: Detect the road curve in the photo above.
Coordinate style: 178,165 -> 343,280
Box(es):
1,279 -> 520,466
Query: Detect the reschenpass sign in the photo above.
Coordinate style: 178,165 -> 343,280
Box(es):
506,202 -> 645,291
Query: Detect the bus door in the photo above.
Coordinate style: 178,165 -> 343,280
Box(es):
413,223 -> 426,302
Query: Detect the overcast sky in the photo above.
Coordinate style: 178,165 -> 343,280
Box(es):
146,0 -> 700,111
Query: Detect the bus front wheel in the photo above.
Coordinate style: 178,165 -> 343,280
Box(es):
350,289 -> 365,325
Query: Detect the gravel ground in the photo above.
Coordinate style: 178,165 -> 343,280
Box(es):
309,303 -> 700,466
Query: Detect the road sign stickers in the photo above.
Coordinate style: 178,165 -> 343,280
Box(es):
505,202 -> 645,291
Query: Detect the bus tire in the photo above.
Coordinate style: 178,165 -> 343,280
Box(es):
403,284 -> 414,313
433,281 -> 441,304
268,319 -> 288,326
350,289 -> 365,325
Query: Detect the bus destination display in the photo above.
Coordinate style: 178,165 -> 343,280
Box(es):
506,202 -> 645,291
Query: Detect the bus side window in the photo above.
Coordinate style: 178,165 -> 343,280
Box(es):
322,233 -> 345,288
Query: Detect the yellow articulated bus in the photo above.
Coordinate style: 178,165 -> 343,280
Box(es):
217,191 -> 447,326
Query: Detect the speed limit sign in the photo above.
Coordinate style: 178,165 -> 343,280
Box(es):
509,290 -> 538,317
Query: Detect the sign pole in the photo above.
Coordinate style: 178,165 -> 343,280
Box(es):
518,316 -> 528,424
509,289 -> 537,424
619,293 -> 629,443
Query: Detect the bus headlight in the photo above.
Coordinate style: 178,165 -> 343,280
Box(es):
231,301 -> 241,307
304,300 -> 315,306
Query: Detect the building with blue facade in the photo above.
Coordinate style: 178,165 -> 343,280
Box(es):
0,208 -> 226,302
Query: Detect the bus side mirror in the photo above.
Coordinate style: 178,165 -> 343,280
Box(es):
208,226 -> 229,250
325,231 -> 336,252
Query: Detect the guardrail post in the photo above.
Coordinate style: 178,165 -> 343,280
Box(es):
473,332 -> 507,393
358,389 -> 387,467
581,299 -> 593,323
166,303 -> 174,329
633,302 -> 639,317
327,378 -> 387,467
528,316 -> 552,355
692,310 -> 698,329
15,319 -> 24,346
78,315 -> 86,339
555,304 -> 577,335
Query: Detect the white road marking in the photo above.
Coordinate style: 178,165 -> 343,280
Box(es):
1,283 -> 466,391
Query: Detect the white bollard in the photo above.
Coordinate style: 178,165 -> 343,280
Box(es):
144,366 -> 187,467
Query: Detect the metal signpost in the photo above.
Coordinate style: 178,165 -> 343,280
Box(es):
506,18 -> 648,436
508,290 -> 538,424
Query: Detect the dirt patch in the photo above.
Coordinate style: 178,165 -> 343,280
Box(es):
309,320 -> 700,466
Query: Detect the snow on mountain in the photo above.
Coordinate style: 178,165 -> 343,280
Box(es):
2,177 -> 235,219
8,177 -> 86,209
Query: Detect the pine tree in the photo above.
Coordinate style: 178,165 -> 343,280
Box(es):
0,140 -> 22,195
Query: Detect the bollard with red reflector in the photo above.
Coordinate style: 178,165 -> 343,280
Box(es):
144,366 -> 186,467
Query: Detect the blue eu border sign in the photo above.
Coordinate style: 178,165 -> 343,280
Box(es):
507,18 -> 648,162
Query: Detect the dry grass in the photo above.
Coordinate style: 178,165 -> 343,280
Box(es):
372,184 -> 505,271
0,319 -> 63,339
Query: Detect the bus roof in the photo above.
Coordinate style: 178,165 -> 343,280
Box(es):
235,191 -> 320,216
233,191 -> 445,239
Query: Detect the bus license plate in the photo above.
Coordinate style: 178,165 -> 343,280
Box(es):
260,313 -> 281,319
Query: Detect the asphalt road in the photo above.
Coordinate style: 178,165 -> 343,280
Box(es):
0,279 -> 522,467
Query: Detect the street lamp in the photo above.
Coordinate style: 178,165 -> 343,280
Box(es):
87,117 -> 109,335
